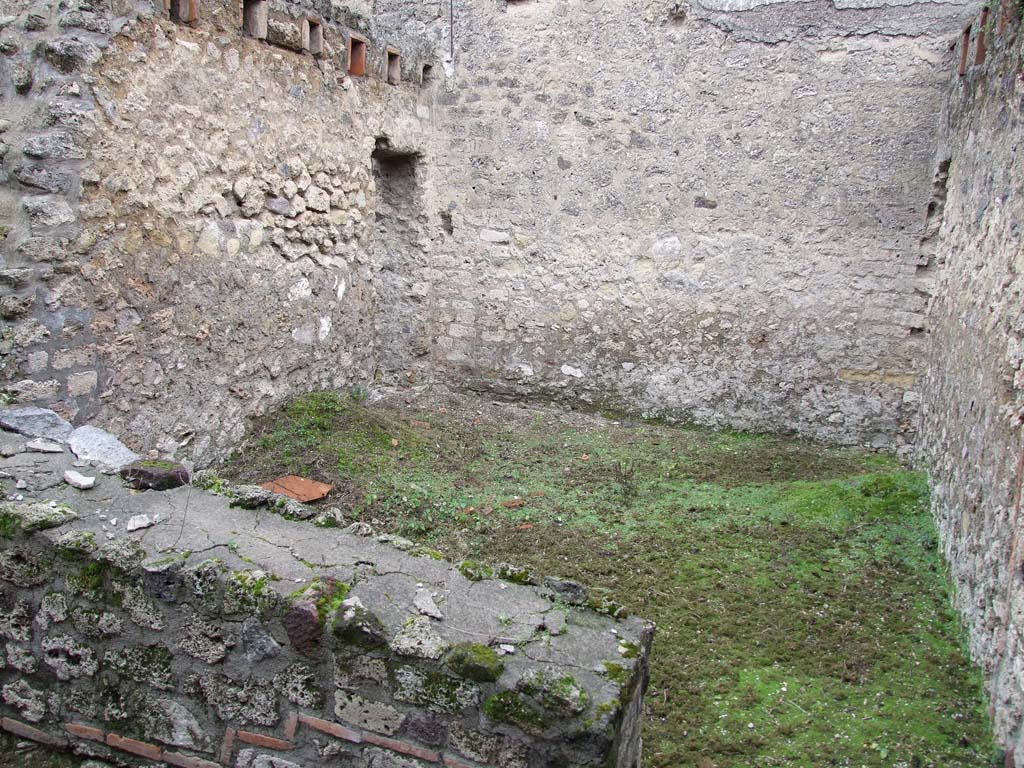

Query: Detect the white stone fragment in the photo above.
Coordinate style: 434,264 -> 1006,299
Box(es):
413,588 -> 444,621
560,364 -> 585,378
27,438 -> 64,453
479,228 -> 510,244
126,514 -> 154,532
63,470 -> 96,490
68,425 -> 140,469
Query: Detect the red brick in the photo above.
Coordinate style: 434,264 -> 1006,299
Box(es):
362,732 -> 439,763
443,755 -> 480,768
65,723 -> 105,742
106,733 -> 163,760
220,728 -> 236,766
1,718 -> 67,748
164,751 -> 222,768
236,731 -> 293,751
282,712 -> 298,741
297,714 -> 361,743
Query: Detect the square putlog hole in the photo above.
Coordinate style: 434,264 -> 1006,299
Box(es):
348,35 -> 367,77
387,49 -> 401,85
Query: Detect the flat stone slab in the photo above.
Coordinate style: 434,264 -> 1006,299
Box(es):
0,407 -> 73,443
67,425 -> 140,469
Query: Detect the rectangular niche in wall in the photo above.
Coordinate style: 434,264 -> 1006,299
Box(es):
371,138 -> 426,379
386,48 -> 401,85
242,0 -> 267,38
349,34 -> 367,76
306,18 -> 323,56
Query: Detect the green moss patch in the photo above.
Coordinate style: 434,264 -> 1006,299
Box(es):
446,642 -> 505,682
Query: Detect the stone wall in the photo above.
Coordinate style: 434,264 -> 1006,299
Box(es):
0,430 -> 652,768
425,0 -> 977,451
0,0 -> 442,461
921,5 -> 1024,761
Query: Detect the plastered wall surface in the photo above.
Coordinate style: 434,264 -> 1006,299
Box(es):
426,0 -> 976,451
921,11 -> 1024,762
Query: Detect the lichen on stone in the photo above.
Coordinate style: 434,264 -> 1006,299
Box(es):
177,605 -> 231,663
184,558 -> 227,608
72,607 -> 123,638
332,595 -> 386,648
55,529 -> 96,558
390,615 -> 448,659
0,599 -> 32,641
195,673 -> 280,726
41,633 -> 99,680
0,546 -> 52,587
111,579 -> 165,630
0,501 -> 76,533
393,665 -> 480,714
458,560 -> 494,581
496,563 -> 537,586
446,642 -> 505,682
2,679 -> 47,722
105,644 -> 174,690
224,569 -> 278,615
517,669 -> 589,716
273,662 -> 322,708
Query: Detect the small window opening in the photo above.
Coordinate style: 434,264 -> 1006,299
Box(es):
307,18 -> 323,56
974,8 -> 989,66
387,49 -> 401,85
421,63 -> 434,84
348,35 -> 367,77
957,25 -> 971,76
242,0 -> 267,39
169,0 -> 197,23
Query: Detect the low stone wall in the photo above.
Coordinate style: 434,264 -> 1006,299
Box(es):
0,429 -> 652,768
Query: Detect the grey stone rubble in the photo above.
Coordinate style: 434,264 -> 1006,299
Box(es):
0,427 -> 652,768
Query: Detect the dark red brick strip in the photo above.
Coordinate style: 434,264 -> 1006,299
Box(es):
220,728 -> 237,766
1,718 -> 67,748
443,755 -> 480,768
362,731 -> 440,763
65,723 -> 105,742
282,712 -> 299,741
164,750 -> 222,768
297,713 -> 362,743
106,733 -> 162,761
236,731 -> 293,751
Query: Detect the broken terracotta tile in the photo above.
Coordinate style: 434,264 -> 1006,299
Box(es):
260,475 -> 332,503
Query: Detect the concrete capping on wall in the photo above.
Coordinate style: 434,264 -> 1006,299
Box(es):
0,440 -> 653,768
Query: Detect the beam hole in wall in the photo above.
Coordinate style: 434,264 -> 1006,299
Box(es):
348,35 -> 367,77
421,63 -> 435,84
241,0 -> 267,39
505,0 -> 535,10
307,19 -> 323,56
387,49 -> 401,85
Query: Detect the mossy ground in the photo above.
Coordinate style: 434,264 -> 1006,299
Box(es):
224,389 -> 995,767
